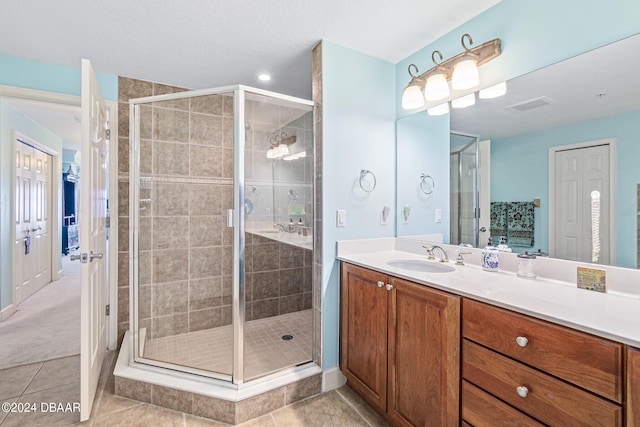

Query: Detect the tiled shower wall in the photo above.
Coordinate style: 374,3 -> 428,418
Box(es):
118,78 -> 236,340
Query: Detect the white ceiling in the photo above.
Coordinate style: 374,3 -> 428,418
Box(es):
0,0 -> 501,99
0,0 -> 501,151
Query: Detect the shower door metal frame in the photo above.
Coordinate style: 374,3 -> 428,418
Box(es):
128,84 -> 315,387
450,132 -> 480,248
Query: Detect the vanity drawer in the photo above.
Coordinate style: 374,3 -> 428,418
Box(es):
463,298 -> 623,402
463,339 -> 622,426
462,380 -> 544,427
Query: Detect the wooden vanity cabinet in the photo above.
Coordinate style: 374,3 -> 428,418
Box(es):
462,298 -> 624,426
628,346 -> 640,426
340,263 -> 460,426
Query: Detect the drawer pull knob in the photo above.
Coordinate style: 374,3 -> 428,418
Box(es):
516,386 -> 529,398
516,336 -> 529,347
386,284 -> 393,291
377,281 -> 384,288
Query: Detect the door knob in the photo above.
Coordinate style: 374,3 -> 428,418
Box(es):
70,254 -> 83,262
89,251 -> 104,262
480,226 -> 487,232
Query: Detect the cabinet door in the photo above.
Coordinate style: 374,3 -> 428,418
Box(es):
628,346 -> 640,427
387,277 -> 460,427
340,263 -> 388,411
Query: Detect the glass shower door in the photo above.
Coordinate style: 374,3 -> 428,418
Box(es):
131,91 -> 236,380
450,134 -> 479,247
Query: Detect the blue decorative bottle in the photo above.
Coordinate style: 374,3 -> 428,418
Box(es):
482,237 -> 500,272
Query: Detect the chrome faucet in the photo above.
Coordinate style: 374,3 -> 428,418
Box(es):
273,223 -> 286,232
421,245 -> 449,263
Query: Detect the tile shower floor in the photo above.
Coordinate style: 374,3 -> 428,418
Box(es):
143,310 -> 312,380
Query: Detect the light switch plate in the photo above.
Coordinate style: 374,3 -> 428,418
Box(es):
337,209 -> 346,227
435,208 -> 442,223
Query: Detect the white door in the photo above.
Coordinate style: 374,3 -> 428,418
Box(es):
478,140 -> 490,247
14,139 -> 53,304
79,59 -> 109,421
554,144 -> 610,264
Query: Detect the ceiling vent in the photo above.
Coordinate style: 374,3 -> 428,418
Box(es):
505,96 -> 556,112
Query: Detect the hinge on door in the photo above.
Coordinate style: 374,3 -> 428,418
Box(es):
105,304 -> 110,316
105,129 -> 111,140
475,207 -> 481,218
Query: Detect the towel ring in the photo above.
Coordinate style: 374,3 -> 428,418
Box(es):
419,173 -> 434,194
359,169 -> 376,192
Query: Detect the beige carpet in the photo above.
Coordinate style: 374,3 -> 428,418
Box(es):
0,253 -> 80,370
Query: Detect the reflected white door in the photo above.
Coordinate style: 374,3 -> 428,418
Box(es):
478,140 -> 490,247
14,139 -> 52,304
80,59 -> 109,421
554,144 -> 610,264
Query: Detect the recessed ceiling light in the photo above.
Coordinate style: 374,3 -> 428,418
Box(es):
258,74 -> 271,82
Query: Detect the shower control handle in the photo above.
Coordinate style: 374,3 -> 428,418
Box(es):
227,209 -> 233,228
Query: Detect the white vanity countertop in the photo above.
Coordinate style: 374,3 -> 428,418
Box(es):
246,222 -> 312,250
337,237 -> 640,348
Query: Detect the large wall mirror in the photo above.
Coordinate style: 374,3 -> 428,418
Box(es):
396,33 -> 640,269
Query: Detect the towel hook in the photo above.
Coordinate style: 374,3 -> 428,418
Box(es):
359,169 -> 376,192
419,173 -> 434,194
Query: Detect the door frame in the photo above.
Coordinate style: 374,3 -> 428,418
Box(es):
0,85 -> 119,349
13,131 -> 58,307
548,137 -> 616,264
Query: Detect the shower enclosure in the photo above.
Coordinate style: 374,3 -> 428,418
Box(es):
450,133 -> 479,247
129,86 -> 315,384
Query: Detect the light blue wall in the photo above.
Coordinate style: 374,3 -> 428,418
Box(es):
0,56 -> 117,312
321,41 -> 396,368
396,0 -> 640,119
491,111 -> 640,268
0,55 -> 118,101
0,100 -> 64,311
396,112 -> 450,237
321,0 -> 640,372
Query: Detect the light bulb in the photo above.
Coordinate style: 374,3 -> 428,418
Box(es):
402,84 -> 425,110
479,82 -> 507,99
428,103 -> 450,116
452,93 -> 476,109
452,57 -> 479,91
424,72 -> 450,101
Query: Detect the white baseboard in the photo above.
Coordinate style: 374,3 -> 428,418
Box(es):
0,304 -> 16,322
322,367 -> 346,392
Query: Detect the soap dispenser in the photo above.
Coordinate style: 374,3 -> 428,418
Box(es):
481,237 -> 500,272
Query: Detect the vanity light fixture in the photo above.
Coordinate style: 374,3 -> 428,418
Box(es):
401,33 -> 501,110
401,64 -> 426,110
266,132 -> 296,159
424,51 -> 450,101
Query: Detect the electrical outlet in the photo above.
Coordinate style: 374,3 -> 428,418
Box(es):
337,209 -> 346,227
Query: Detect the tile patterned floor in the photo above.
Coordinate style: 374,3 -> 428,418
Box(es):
0,351 -> 389,426
143,310 -> 313,380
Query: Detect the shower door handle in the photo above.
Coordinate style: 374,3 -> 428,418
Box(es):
227,209 -> 234,228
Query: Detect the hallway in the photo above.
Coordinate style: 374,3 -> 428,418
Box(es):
0,252 -> 80,370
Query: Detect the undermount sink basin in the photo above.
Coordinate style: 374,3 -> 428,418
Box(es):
257,230 -> 281,234
386,259 -> 455,273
